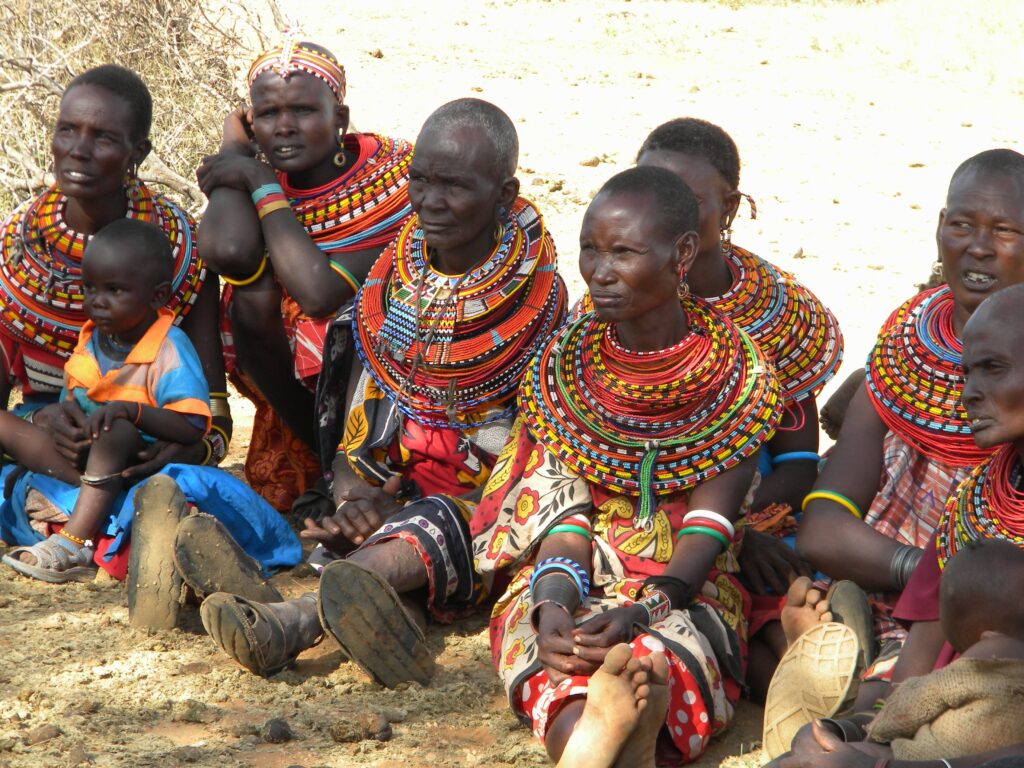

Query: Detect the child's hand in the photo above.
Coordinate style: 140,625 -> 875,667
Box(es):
86,402 -> 139,440
50,401 -> 90,466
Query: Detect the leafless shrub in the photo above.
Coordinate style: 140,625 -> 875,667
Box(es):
0,0 -> 284,214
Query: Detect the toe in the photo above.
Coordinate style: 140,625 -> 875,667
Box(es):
786,576 -> 813,606
600,643 -> 634,674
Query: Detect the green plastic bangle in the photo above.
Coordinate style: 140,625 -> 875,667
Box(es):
546,524 -> 593,540
676,525 -> 730,550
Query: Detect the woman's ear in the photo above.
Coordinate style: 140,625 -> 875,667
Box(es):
131,138 -> 153,170
335,103 -> 351,135
499,176 -> 520,209
722,189 -> 742,230
675,230 -> 699,277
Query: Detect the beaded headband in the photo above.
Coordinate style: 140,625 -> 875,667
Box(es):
246,41 -> 347,102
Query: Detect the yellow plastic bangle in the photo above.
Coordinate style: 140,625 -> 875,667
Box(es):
802,490 -> 863,520
256,199 -> 292,220
208,391 -> 229,399
210,423 -> 230,445
220,255 -> 267,287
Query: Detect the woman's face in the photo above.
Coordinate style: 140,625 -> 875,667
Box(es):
961,301 -> 1024,452
407,124 -> 510,264
51,84 -> 149,201
249,71 -> 348,185
938,168 -> 1024,331
579,190 -> 689,325
637,150 -> 737,259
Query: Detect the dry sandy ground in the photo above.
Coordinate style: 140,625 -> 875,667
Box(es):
2,1 -> 1024,766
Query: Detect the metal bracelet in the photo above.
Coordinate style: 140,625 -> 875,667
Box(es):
889,544 -> 923,590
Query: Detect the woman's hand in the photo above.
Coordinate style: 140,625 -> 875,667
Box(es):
740,528 -> 812,595
121,439 -> 207,480
43,401 -> 90,468
775,721 -> 881,768
196,151 -> 272,197
570,606 -> 645,665
84,401 -> 136,440
301,475 -> 405,549
220,106 -> 257,155
536,603 -> 595,684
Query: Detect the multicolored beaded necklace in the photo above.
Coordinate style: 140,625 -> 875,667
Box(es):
572,244 -> 842,407
866,286 -> 992,468
937,444 -> 1024,568
521,295 -> 781,529
354,197 -> 567,428
0,180 -> 204,357
280,133 -> 413,255
707,245 -> 842,405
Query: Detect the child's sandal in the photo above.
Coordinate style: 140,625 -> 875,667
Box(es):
1,533 -> 97,583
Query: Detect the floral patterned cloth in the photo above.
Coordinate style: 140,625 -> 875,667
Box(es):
472,416 -> 751,764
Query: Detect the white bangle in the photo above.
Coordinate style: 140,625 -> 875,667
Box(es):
939,760 -> 952,768
682,509 -> 736,539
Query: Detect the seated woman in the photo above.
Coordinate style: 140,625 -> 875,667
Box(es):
195,98 -> 568,685
197,40 -> 413,511
472,166 -> 783,766
634,118 -> 844,698
769,287 -> 1024,766
783,149 -> 1024,741
0,64 -> 229,472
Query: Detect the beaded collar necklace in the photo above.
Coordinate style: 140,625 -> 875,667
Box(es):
521,296 -> 781,529
938,444 -> 1024,568
866,285 -> 992,467
353,197 -> 566,428
0,180 -> 202,357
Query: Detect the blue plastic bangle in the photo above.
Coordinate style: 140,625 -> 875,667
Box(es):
771,451 -> 821,466
530,556 -> 591,600
530,564 -> 583,600
253,181 -> 286,202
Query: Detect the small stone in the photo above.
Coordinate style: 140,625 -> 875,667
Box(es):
579,157 -> 600,167
260,718 -> 293,744
379,707 -> 407,723
328,713 -> 391,744
171,699 -> 217,724
369,48 -> 383,58
228,722 -> 259,737
65,743 -> 89,765
548,180 -> 564,193
25,724 -> 61,745
178,662 -> 211,676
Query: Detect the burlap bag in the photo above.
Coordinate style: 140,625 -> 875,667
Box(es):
867,657 -> 1024,759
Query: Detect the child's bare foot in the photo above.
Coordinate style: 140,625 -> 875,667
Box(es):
819,368 -> 866,440
556,643 -> 645,768
781,577 -> 832,646
614,647 -> 670,768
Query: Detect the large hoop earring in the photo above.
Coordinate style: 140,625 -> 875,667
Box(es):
493,205 -> 508,243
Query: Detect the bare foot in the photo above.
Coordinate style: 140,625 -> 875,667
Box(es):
614,646 -> 670,768
781,577 -> 832,646
819,368 -> 866,440
555,643 -> 646,768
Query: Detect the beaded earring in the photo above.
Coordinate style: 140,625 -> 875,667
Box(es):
719,227 -> 732,257
677,268 -> 690,300
333,133 -> 347,167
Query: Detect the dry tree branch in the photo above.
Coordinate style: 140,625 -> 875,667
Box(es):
0,0 -> 284,215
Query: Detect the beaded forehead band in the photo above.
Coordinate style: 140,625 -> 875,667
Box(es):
246,41 -> 346,102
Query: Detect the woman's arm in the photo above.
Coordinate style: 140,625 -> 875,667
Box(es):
755,397 -> 820,512
796,385 -> 908,590
197,150 -> 360,318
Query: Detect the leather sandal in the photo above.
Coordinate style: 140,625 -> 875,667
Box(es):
317,559 -> 435,689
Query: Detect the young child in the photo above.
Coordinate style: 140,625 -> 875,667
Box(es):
864,538 -> 1024,759
1,219 -> 211,583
